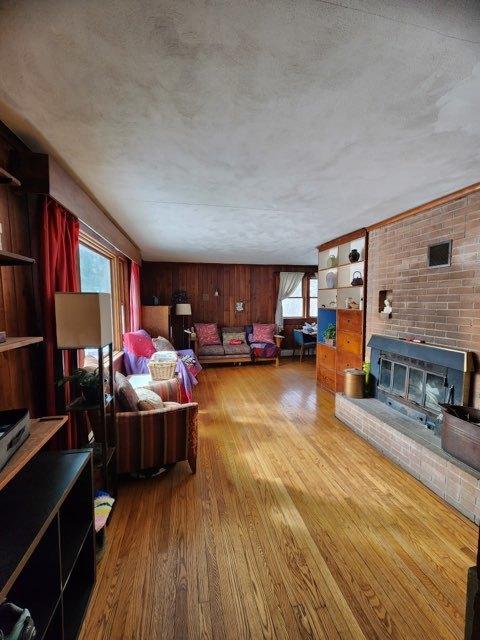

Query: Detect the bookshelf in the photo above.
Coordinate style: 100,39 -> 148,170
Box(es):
316,229 -> 367,392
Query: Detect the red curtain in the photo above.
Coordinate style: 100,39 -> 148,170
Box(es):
129,260 -> 141,331
41,197 -> 79,445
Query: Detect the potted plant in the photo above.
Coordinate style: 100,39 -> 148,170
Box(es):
58,368 -> 101,405
323,323 -> 336,347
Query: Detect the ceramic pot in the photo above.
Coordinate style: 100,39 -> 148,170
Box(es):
326,254 -> 337,268
326,271 -> 336,288
349,249 -> 360,263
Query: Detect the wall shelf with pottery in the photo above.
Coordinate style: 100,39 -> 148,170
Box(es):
316,230 -> 367,394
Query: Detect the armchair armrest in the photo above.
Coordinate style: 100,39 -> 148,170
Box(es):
116,402 -> 198,474
273,334 -> 284,348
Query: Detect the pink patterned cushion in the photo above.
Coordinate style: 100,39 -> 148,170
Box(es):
195,323 -> 221,346
123,330 -> 156,358
252,323 -> 276,344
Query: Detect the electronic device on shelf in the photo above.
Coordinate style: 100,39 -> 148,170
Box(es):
0,409 -> 29,471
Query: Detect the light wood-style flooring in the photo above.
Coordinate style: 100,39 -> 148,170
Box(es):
79,360 -> 477,639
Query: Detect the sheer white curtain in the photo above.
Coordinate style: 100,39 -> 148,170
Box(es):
275,271 -> 305,329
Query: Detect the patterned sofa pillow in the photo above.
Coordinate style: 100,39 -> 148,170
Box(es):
252,323 -> 276,344
195,323 -> 221,346
137,388 -> 164,411
115,372 -> 139,411
152,336 -> 176,352
221,330 -> 246,345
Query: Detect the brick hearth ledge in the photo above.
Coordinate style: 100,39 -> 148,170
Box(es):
335,393 -> 480,524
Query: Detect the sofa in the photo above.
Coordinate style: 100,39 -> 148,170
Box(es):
114,372 -> 198,475
190,323 -> 284,366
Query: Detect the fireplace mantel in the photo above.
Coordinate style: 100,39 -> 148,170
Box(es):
368,335 -> 474,373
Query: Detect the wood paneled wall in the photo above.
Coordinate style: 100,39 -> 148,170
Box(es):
0,125 -> 43,415
141,262 -> 317,348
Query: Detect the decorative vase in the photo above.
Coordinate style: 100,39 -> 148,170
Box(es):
326,271 -> 336,288
349,249 -> 360,263
325,338 -> 335,347
326,254 -> 337,268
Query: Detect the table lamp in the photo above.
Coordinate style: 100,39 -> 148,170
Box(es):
55,292 -> 113,348
176,303 -> 191,348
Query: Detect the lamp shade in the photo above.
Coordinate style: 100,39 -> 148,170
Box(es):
55,292 -> 113,348
176,303 -> 192,316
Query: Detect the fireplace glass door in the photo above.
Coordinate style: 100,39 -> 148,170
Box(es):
392,363 -> 407,395
407,368 -> 424,405
425,373 -> 446,410
379,359 -> 392,389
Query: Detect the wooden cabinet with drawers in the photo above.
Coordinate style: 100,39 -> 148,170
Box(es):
316,344 -> 336,392
316,230 -> 367,393
337,323 -> 362,355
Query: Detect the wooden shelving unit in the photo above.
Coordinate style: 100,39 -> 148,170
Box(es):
0,416 -> 67,491
0,336 -> 43,353
0,249 -> 35,266
0,451 -> 95,640
316,229 -> 368,393
0,167 -> 21,188
66,344 -> 117,498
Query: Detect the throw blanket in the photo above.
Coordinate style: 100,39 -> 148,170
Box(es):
250,342 -> 278,359
123,348 -> 201,402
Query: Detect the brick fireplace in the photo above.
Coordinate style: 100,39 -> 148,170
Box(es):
366,191 -> 480,406
334,191 -> 480,521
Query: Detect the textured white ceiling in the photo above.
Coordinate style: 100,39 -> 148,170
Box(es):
1,0 -> 479,264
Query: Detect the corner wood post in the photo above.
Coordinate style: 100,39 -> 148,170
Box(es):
274,335 -> 284,367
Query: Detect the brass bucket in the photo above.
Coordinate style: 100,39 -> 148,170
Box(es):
344,368 -> 365,399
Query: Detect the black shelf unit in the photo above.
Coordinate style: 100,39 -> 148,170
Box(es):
0,451 -> 95,640
66,344 -> 117,499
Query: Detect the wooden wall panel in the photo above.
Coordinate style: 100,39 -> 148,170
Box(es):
0,127 -> 42,416
141,262 -> 317,348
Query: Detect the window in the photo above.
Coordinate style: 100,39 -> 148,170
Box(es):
281,274 -> 318,319
79,243 -> 113,357
308,276 -> 318,318
282,281 -> 303,318
78,232 -> 130,354
79,244 -> 112,296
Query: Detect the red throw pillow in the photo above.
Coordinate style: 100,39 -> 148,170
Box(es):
195,323 -> 221,346
123,330 -> 156,358
229,338 -> 243,345
252,323 -> 276,344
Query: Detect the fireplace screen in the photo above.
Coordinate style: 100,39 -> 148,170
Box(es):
407,368 -> 424,405
378,356 -> 447,414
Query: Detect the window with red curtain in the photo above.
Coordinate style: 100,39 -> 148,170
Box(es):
40,196 -> 79,447
129,260 -> 141,332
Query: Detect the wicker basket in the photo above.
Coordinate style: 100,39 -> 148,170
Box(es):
148,359 -> 177,381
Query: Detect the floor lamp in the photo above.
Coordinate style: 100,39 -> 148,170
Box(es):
176,303 -> 191,349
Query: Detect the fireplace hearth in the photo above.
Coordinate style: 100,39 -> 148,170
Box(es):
368,335 -> 474,431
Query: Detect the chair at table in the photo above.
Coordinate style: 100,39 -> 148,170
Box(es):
293,329 -> 317,362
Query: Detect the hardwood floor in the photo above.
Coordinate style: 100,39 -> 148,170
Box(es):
79,360 -> 477,640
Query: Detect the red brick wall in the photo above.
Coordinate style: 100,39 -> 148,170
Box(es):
366,192 -> 480,406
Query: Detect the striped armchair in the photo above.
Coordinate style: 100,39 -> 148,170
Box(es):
116,399 -> 198,475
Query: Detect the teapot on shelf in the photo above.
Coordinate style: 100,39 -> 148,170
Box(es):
351,271 -> 363,286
